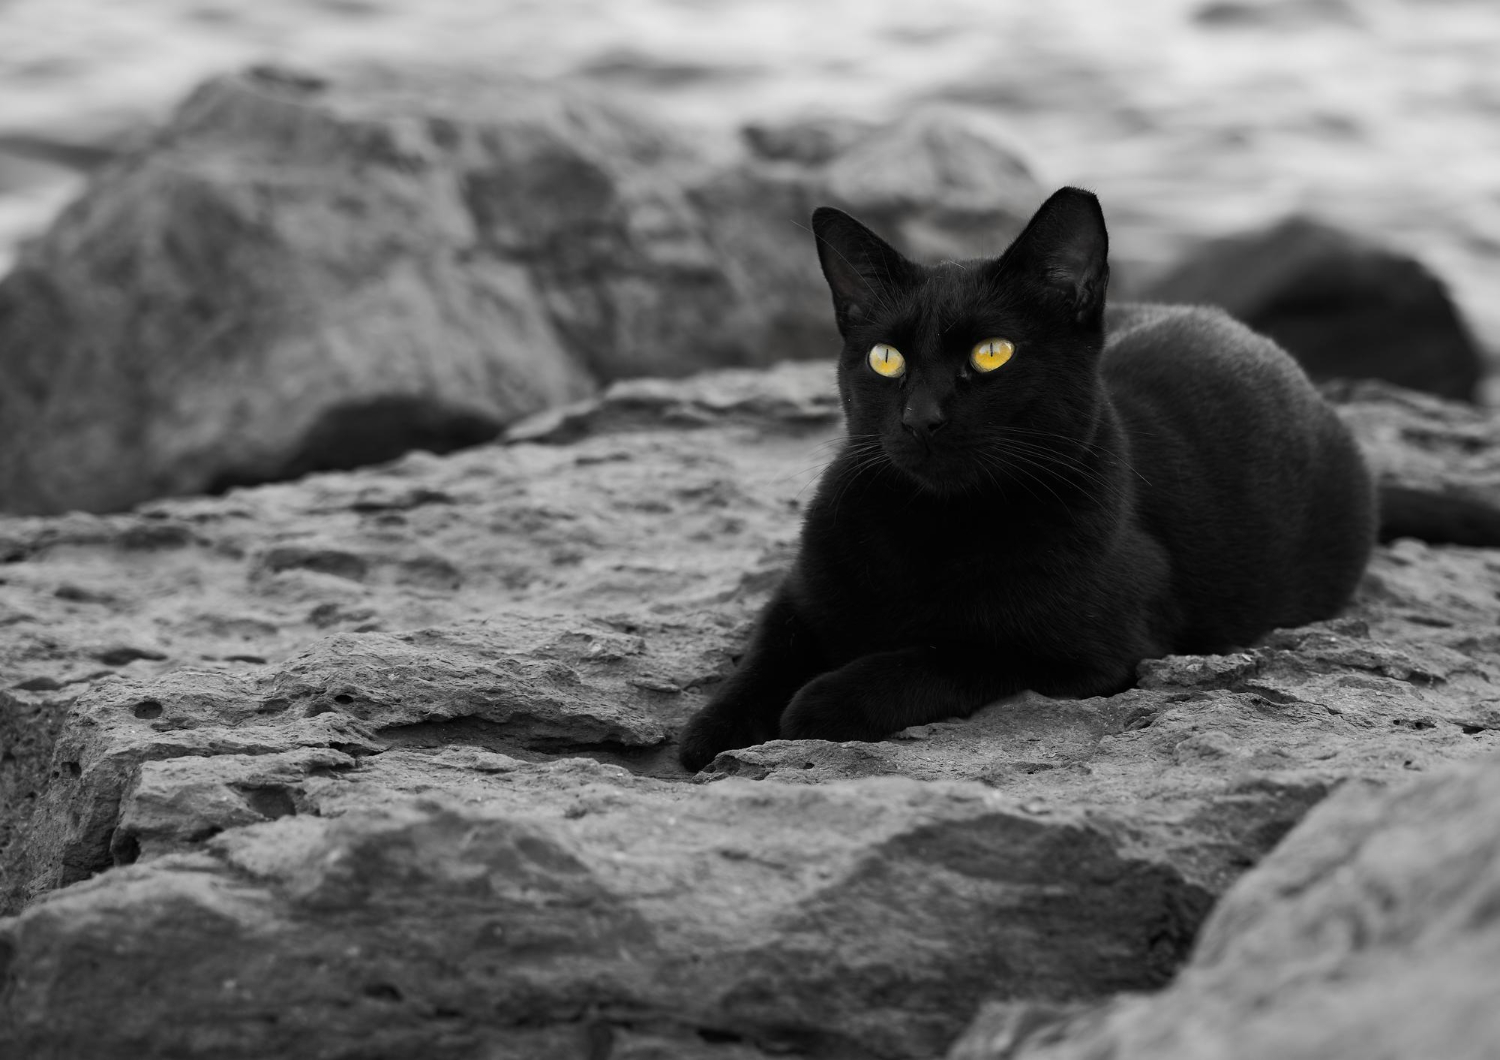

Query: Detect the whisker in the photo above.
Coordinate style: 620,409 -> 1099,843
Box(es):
985,427 -> 1139,492
785,433 -> 886,499
989,425 -> 1152,487
977,446 -> 1076,518
826,448 -> 889,522
975,424 -> 1143,513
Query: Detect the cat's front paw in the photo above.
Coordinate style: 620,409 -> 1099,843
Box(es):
678,707 -> 770,773
778,675 -> 885,743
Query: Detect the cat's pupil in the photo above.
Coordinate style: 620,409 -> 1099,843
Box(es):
868,344 -> 906,378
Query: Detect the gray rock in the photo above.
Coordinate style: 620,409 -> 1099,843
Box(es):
742,116 -> 876,166
821,105 -> 1040,262
0,69 -> 1042,516
0,764 -> 1213,1060
0,67 -> 600,515
6,613 -> 698,904
705,619 -> 1500,893
3,364 -> 1500,1058
1192,0 -> 1362,29
0,361 -> 842,911
1330,378 -> 1500,495
949,752 -> 1500,1060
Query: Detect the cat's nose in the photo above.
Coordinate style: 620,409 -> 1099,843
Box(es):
901,398 -> 948,439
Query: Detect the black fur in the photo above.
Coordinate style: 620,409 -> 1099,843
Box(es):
679,188 -> 1394,772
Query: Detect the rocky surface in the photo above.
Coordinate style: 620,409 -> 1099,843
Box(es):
1333,378 -> 1500,495
0,67 -> 1040,517
1145,217 -> 1485,402
4,765 -> 1214,1059
949,751 -> 1500,1060
3,362 -> 1500,1056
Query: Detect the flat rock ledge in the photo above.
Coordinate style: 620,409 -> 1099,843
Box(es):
3,362 -> 1500,1058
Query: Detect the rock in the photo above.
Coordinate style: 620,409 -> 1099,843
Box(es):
704,619 -> 1500,892
503,359 -> 844,444
3,364 -> 1500,1057
0,67 -> 599,515
1143,218 -> 1486,402
0,764 -> 1213,1060
683,104 -> 1043,404
1328,379 -> 1500,495
1191,0 -> 1361,29
948,752 -> 1500,1060
0,68 -> 1042,516
0,690 -> 66,899
742,116 -> 876,166
0,132 -> 122,173
6,611 -> 731,904
0,361 -> 841,911
818,105 -> 1040,263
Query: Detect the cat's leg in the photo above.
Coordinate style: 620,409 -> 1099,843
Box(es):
778,647 -> 1130,743
678,588 -> 828,772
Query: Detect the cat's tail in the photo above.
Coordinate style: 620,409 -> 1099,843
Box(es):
1378,485 -> 1500,546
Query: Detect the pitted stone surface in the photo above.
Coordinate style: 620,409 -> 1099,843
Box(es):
3,364 -> 1500,1058
949,753 -> 1500,1060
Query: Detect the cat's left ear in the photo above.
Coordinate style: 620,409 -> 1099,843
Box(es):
995,187 -> 1109,323
811,207 -> 919,336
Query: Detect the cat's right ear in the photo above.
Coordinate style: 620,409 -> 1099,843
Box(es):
811,207 -> 917,336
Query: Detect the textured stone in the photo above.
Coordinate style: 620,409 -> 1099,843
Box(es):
1330,379 -> 1500,495
3,364 -> 1500,1058
704,618 -> 1500,893
5,611 -> 729,904
949,753 -> 1500,1060
0,763 -> 1213,1060
0,361 -> 840,912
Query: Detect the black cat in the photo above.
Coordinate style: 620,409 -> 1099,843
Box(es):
678,187 -> 1490,773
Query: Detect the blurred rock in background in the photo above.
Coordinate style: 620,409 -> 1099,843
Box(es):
0,66 -> 1038,516
3,1 -> 1500,513
1145,217 -> 1485,402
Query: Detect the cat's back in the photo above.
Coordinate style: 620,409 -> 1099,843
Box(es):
1101,301 -> 1341,456
1099,302 -> 1375,651
1103,302 -> 1313,403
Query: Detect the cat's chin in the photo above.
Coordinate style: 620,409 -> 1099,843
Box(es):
883,443 -> 984,495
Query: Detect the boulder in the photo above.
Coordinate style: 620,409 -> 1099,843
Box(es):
817,105 -> 1040,263
1191,0 -> 1362,29
4,364 -> 1500,1057
1143,217 -> 1486,402
2,764 -> 1215,1060
949,752 -> 1500,1060
0,67 -> 1042,516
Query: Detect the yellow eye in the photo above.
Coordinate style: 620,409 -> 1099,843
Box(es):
868,343 -> 906,378
970,338 -> 1015,373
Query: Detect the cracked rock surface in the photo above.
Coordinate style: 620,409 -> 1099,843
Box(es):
3,363 -> 1500,1058
950,752 -> 1500,1060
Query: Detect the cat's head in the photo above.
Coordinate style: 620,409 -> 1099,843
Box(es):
812,187 -> 1109,495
